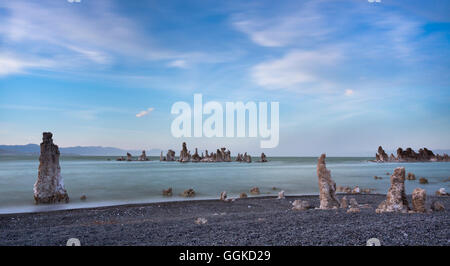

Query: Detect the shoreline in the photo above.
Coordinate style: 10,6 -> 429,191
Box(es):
0,192 -> 390,215
1,194 -> 448,246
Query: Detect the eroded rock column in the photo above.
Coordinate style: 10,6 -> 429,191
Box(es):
33,132 -> 69,204
317,154 -> 340,209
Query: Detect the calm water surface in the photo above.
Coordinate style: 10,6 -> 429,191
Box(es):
0,155 -> 448,213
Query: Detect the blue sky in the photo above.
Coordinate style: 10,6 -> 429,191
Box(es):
0,0 -> 449,156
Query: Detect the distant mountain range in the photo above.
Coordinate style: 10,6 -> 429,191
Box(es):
0,144 -> 162,156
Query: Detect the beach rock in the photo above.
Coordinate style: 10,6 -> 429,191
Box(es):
346,198 -> 360,213
349,198 -> 358,208
163,188 -> 173,196
376,167 -> 409,213
361,188 -> 371,194
374,176 -> 382,180
375,146 -> 389,162
194,217 -> 207,225
352,186 -> 361,194
116,156 -> 126,161
431,201 -> 445,212
33,132 -> 69,204
412,188 -> 427,213
435,188 -> 449,196
407,172 -> 416,180
292,200 -> 311,211
138,150 -> 149,161
160,151 -> 164,161
277,190 -> 285,199
340,196 -> 348,209
347,207 -> 360,213
220,191 -> 227,201
182,188 -> 195,197
239,192 -> 248,199
260,153 -> 267,162
317,154 -> 340,209
250,187 -> 260,195
80,195 -> 87,201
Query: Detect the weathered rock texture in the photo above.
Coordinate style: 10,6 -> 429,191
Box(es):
375,146 -> 449,162
277,190 -> 285,199
412,188 -> 427,213
33,132 -> 69,204
317,154 -> 340,209
376,167 -> 410,213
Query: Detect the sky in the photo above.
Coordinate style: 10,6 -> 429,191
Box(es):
0,0 -> 449,156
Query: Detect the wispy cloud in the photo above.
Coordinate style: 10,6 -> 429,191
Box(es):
0,1 -> 224,77
0,54 -> 55,76
167,59 -> 188,68
136,108 -> 154,118
251,49 -> 342,92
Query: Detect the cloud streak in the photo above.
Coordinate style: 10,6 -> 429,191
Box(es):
136,108 -> 154,118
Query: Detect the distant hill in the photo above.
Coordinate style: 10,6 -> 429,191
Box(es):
0,144 -> 161,156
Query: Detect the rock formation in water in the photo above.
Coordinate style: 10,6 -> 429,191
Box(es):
126,153 -> 133,161
160,150 -> 176,161
243,153 -> 252,163
116,156 -> 126,161
412,188 -> 427,213
191,148 -> 201,162
260,153 -> 267,162
419,177 -> 428,184
179,142 -> 191,162
163,187 -> 173,196
406,172 -> 416,180
33,132 -> 69,204
250,187 -> 260,195
375,146 -> 389,162
317,154 -> 340,209
182,188 -> 195,197
138,150 -> 149,161
376,167 -> 410,213
277,190 -> 285,199
375,146 -> 449,162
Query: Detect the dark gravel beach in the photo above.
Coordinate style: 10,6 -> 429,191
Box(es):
0,194 -> 448,246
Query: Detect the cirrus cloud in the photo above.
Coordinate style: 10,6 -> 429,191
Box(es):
136,108 -> 154,118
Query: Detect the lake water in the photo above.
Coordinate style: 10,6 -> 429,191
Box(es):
0,155 -> 449,214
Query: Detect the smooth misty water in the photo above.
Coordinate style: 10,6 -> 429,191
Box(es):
0,155 -> 449,214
